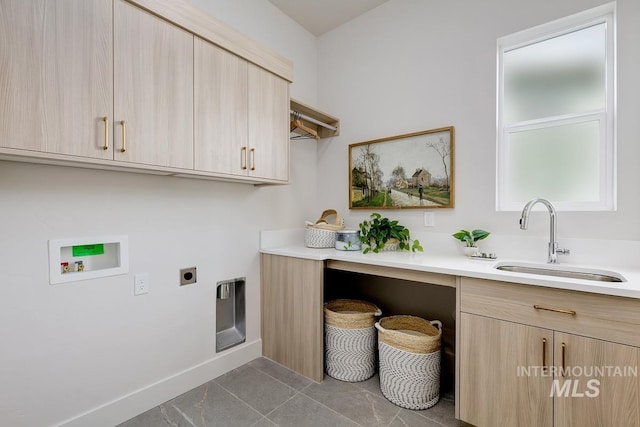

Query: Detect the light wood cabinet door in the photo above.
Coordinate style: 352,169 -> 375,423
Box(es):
0,0 -> 113,158
114,0 -> 193,169
194,37 -> 248,175
261,254 -> 324,382
248,64 -> 289,181
459,313 -> 553,427
554,333 -> 640,427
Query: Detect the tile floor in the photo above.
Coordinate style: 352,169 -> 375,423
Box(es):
118,357 -> 460,427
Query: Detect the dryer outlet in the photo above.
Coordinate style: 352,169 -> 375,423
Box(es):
180,267 -> 197,286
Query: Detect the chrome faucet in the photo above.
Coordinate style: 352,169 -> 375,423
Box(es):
519,198 -> 570,264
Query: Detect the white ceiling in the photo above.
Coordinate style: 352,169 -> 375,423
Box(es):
267,0 -> 390,36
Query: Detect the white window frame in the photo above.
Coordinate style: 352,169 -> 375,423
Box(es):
496,2 -> 616,211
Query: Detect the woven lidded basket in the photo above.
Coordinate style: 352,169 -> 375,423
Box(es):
375,315 -> 442,410
324,299 -> 382,382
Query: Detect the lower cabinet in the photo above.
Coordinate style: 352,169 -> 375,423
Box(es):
459,313 -> 553,427
258,259 -> 640,424
260,254 -> 324,382
459,278 -> 640,427
554,332 -> 639,426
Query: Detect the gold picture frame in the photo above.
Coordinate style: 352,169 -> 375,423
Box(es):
349,126 -> 454,209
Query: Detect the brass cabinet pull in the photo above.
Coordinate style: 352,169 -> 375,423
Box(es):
561,342 -> 567,376
533,304 -> 576,316
103,117 -> 109,150
250,148 -> 255,171
241,147 -> 247,170
542,338 -> 547,370
120,120 -> 126,152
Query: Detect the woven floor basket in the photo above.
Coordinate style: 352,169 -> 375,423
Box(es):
324,299 -> 382,382
375,315 -> 442,410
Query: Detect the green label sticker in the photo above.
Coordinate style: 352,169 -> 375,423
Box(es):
72,244 -> 104,257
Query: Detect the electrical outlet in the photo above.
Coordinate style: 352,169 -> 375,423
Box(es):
423,212 -> 435,227
134,273 -> 149,295
180,267 -> 197,286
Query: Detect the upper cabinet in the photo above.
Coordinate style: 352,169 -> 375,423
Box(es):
0,0 -> 294,184
194,37 -> 248,175
114,0 -> 194,169
0,0 -> 113,159
194,38 -> 289,182
248,64 -> 290,181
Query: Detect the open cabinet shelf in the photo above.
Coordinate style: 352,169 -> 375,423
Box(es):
290,98 -> 340,140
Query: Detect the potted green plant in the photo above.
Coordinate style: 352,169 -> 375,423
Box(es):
358,213 -> 423,254
452,229 -> 490,256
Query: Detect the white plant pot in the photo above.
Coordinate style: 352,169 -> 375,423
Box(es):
462,246 -> 479,257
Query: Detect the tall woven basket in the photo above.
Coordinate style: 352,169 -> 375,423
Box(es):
324,299 -> 382,382
375,315 -> 442,410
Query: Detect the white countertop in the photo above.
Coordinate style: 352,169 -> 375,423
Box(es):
260,242 -> 640,300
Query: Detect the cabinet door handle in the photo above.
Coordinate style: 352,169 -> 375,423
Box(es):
241,147 -> 247,170
103,117 -> 109,150
120,121 -> 126,153
250,148 -> 256,171
561,342 -> 566,376
533,304 -> 576,316
542,338 -> 547,371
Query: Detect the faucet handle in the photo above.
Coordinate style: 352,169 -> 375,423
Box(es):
557,248 -> 570,256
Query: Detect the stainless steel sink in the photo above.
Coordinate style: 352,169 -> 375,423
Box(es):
493,262 -> 625,283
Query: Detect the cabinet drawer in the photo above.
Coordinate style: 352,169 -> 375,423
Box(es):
460,277 -> 640,347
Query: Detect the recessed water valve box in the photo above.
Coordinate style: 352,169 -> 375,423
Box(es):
48,235 -> 129,285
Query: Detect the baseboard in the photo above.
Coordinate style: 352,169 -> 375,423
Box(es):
55,339 -> 262,427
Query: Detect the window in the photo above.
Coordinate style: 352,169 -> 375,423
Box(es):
496,3 -> 616,211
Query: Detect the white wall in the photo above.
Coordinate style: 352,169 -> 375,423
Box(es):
317,0 -> 640,249
0,1 -> 318,426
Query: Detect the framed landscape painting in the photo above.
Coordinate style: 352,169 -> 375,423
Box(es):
349,126 -> 454,209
